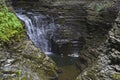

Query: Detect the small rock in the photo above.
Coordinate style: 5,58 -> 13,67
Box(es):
113,65 -> 120,72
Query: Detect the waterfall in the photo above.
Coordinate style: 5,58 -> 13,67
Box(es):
16,12 -> 60,54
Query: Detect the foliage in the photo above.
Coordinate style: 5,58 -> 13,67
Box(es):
0,0 -> 23,42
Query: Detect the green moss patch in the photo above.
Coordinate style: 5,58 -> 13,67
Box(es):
0,0 -> 23,42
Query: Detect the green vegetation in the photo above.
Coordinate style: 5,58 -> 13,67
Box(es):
112,73 -> 120,80
0,0 -> 23,42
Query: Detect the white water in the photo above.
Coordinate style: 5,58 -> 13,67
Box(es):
16,11 -> 80,57
16,12 -> 60,53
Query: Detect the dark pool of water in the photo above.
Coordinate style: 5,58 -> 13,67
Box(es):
48,53 -> 80,80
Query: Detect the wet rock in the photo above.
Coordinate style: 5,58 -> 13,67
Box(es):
0,39 -> 58,80
112,65 -> 120,72
0,1 -> 58,79
76,8 -> 120,80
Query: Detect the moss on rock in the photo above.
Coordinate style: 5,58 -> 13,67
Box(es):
0,1 -> 58,80
0,0 -> 23,42
112,73 -> 120,80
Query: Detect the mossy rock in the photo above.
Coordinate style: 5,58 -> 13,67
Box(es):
0,0 -> 23,42
112,73 -> 120,80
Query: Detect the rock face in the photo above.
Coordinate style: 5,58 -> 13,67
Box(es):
0,39 -> 58,80
76,6 -> 120,80
74,0 -> 119,73
0,1 -> 58,80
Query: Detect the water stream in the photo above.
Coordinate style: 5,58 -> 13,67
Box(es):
16,11 -> 61,54
16,10 -> 80,80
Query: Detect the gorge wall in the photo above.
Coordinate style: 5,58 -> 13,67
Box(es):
12,0 -> 120,80
76,10 -> 120,80
1,0 -> 120,80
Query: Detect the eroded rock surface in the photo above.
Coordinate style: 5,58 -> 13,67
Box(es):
0,35 -> 58,80
0,1 -> 58,80
76,8 -> 120,80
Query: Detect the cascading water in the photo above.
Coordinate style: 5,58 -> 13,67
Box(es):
16,11 -> 60,54
16,10 -> 80,80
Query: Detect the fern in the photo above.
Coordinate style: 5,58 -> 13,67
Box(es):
0,0 -> 23,42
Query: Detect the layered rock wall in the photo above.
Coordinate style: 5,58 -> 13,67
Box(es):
76,4 -> 120,80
